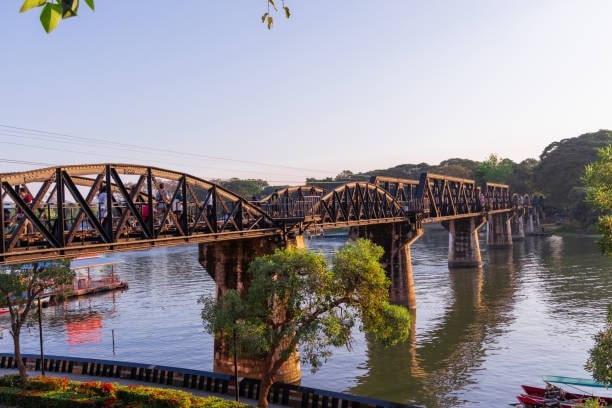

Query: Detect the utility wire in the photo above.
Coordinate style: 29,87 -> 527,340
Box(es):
0,124 -> 336,176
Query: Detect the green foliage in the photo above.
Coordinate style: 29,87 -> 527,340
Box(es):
0,260 -> 74,384
537,130 -> 612,221
475,153 -> 515,184
0,374 -> 21,387
215,178 -> 269,200
28,375 -> 69,391
0,375 -> 249,408
200,239 -> 411,407
585,305 -> 612,386
19,0 -> 95,33
0,260 -> 74,308
582,145 -> 612,256
334,170 -> 355,181
576,398 -> 606,408
22,0 -> 289,32
116,384 -> 193,407
503,158 -> 538,195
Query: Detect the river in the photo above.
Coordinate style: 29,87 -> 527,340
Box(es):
0,225 -> 610,407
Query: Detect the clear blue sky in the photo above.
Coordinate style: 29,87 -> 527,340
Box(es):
1,1 -> 611,185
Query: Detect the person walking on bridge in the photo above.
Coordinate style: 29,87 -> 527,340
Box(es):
98,186 -> 108,223
155,183 -> 170,226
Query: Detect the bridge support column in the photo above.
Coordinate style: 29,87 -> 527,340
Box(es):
525,209 -> 536,235
442,217 -> 486,268
525,205 -> 546,235
351,223 -> 422,310
486,213 -> 513,248
510,208 -> 525,241
198,235 -> 303,384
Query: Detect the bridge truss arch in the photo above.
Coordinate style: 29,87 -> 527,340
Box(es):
1,164 -> 278,265
311,182 -> 411,227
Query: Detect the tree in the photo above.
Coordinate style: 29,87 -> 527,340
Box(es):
200,239 -> 411,408
0,260 -> 74,385
19,0 -> 290,33
584,305 -> 612,387
537,130 -> 612,222
334,170 -> 356,181
474,153 -> 515,185
214,178 -> 269,200
582,145 -> 612,256
583,146 -> 612,387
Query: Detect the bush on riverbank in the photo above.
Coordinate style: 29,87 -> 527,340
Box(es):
0,374 -> 250,408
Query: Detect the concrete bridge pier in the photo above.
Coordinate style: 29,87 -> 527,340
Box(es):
487,213 -> 514,248
351,222 -> 422,309
510,208 -> 526,241
442,216 -> 487,268
525,205 -> 544,235
198,235 -> 304,384
525,208 -> 537,235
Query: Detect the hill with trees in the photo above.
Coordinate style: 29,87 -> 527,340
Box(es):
305,130 -> 611,231
215,130 -> 610,232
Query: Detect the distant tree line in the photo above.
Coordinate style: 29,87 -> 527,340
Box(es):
304,130 -> 611,232
217,130 -> 611,232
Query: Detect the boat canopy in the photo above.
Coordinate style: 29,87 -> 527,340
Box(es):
543,375 -> 612,400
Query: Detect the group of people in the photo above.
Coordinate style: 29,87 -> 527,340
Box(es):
3,186 -> 34,236
97,182 -> 185,227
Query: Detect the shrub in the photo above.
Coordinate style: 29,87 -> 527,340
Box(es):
28,375 -> 69,391
115,385 -> 192,408
0,374 -> 21,387
0,374 -> 252,408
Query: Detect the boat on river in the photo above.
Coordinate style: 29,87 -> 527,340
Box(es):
543,376 -> 612,404
516,393 -> 584,408
517,375 -> 612,407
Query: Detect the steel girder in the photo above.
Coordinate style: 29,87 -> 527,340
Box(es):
311,182 -> 408,227
0,163 -> 518,265
484,182 -> 512,211
1,164 -> 277,265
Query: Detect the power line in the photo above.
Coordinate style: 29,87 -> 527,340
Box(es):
0,124 -> 337,176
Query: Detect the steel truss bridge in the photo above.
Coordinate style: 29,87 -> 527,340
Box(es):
1,164 -> 520,265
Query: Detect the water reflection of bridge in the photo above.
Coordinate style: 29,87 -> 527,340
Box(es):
1,163 -> 543,384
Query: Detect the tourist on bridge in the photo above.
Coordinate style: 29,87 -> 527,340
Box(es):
98,186 -> 108,222
155,183 -> 170,226
155,183 -> 170,210
172,192 -> 183,218
15,186 -> 33,234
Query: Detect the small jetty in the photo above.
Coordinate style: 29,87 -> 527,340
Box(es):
44,261 -> 128,302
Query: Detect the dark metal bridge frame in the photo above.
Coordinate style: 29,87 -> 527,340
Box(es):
1,164 -> 517,265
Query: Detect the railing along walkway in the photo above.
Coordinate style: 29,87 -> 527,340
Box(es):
0,353 -> 424,408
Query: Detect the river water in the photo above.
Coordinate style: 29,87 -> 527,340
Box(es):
0,225 -> 610,407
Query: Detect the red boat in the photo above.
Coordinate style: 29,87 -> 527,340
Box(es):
517,393 -> 546,406
516,393 -> 584,407
521,384 -> 582,400
518,376 -> 612,407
